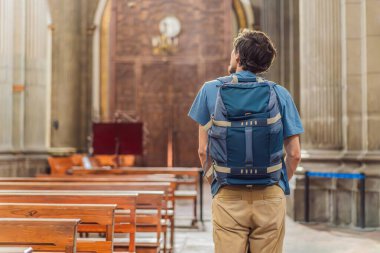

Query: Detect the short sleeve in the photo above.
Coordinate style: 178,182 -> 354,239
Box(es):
188,84 -> 211,126
276,87 -> 304,138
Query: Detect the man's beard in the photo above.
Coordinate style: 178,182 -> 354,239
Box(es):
228,65 -> 236,74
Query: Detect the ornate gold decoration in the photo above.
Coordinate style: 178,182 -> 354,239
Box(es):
152,34 -> 179,55
152,16 -> 181,55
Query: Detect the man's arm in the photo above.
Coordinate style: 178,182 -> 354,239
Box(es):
284,134 -> 301,180
198,125 -> 208,169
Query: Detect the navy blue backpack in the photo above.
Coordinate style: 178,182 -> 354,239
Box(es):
204,74 -> 286,188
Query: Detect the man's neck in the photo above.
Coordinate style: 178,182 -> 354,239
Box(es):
235,67 -> 245,73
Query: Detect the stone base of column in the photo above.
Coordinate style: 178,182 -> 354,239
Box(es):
0,154 -> 49,177
0,147 -> 78,177
287,153 -> 380,228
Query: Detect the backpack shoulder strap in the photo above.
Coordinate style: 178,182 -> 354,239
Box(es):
216,75 -> 237,85
268,81 -> 283,116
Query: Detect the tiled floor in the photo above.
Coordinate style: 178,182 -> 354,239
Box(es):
173,182 -> 380,253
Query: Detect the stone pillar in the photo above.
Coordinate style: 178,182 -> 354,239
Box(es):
0,0 -> 14,152
24,0 -> 51,151
250,0 -> 300,106
300,0 -> 343,151
260,0 -> 281,83
290,0 -> 345,224
345,0 -> 365,153
48,0 -> 98,151
0,0 -> 49,177
361,0 -> 380,227
12,0 -> 26,151
365,0 -> 380,153
289,0 -> 380,228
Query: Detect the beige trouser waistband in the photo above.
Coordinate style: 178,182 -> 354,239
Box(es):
221,184 -> 279,191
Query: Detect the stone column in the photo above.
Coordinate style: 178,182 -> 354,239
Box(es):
250,0 -> 300,106
12,0 -> 26,151
300,0 -> 343,151
260,0 -> 281,83
0,0 -> 14,152
345,0 -> 366,154
365,0 -> 380,154
48,0 -> 98,151
290,0 -> 380,228
290,0 -> 345,223
23,0 -> 51,151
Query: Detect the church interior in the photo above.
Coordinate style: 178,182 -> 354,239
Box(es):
0,0 -> 380,252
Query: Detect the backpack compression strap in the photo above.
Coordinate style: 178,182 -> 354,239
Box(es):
212,161 -> 282,175
204,113 -> 281,131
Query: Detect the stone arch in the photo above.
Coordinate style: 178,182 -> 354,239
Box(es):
232,0 -> 256,36
92,0 -> 111,122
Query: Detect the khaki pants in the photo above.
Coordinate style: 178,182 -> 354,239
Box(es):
212,184 -> 286,253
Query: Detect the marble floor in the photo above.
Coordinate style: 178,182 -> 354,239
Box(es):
173,182 -> 380,253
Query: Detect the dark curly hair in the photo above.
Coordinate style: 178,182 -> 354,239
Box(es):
233,30 -> 277,74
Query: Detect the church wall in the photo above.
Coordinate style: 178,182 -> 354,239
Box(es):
108,0 -> 232,166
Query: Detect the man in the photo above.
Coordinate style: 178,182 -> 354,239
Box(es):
188,30 -> 303,253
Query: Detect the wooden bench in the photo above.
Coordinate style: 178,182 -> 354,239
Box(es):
0,174 -> 200,226
0,191 -> 137,253
4,175 -> 195,185
48,156 -> 75,176
114,191 -> 163,253
0,218 -> 79,253
0,203 -> 116,253
0,175 -> 199,225
0,190 -> 165,253
69,167 -> 200,224
0,182 -> 175,253
48,155 -> 136,175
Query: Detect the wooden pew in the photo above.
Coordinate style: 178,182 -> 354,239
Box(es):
0,218 -> 79,253
0,190 -> 164,253
0,182 -> 175,253
0,203 -> 116,253
0,175 -> 198,227
0,191 -> 137,253
48,156 -> 75,175
114,191 -> 163,253
93,155 -> 135,167
69,167 -> 201,224
0,247 -> 33,253
1,175 -> 196,185
48,155 -> 136,175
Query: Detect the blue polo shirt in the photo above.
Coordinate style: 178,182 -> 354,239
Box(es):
188,70 -> 304,196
